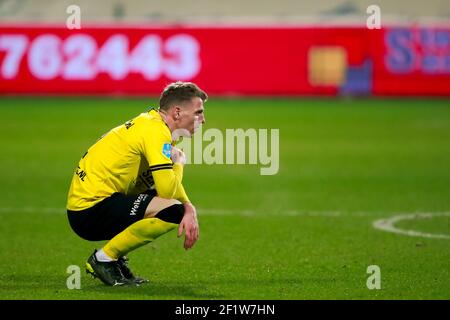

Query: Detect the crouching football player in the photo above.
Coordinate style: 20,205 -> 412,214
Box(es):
66,82 -> 206,286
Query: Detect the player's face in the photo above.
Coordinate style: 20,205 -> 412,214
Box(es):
179,97 -> 205,136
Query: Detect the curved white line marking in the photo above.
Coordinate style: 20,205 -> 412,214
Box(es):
373,212 -> 450,240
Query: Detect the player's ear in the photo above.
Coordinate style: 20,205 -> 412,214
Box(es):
174,106 -> 181,120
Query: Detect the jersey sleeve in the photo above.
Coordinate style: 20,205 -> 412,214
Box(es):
140,123 -> 190,203
172,163 -> 190,203
152,167 -> 190,203
141,123 -> 173,169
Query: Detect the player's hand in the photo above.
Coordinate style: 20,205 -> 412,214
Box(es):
177,202 -> 199,250
171,146 -> 186,165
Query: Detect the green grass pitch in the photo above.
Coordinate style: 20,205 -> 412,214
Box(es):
0,96 -> 449,299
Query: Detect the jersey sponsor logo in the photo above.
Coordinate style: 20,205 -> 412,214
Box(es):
130,193 -> 149,216
162,143 -> 172,159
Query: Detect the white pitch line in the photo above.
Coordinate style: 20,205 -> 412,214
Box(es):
373,212 -> 450,240
0,207 -> 63,214
2,206 -> 449,240
0,206 -> 342,217
199,208 -> 343,217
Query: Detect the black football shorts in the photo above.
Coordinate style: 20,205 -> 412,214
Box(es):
67,191 -> 156,241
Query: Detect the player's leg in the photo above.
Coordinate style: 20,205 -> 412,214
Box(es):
145,197 -> 181,217
102,197 -> 185,261
144,197 -> 184,221
81,193 -> 184,286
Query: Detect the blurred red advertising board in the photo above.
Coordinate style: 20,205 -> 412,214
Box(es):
0,25 -> 448,96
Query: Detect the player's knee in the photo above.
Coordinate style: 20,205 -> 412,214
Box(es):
154,204 -> 185,224
145,197 -> 181,217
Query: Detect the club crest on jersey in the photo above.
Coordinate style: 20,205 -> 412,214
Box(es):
162,143 -> 172,159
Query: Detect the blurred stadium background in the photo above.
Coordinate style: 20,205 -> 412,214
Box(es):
1,0 -> 449,23
0,0 -> 449,300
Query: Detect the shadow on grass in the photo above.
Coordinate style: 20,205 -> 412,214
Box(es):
75,276 -> 306,299
0,274 -> 224,299
83,281 -> 224,299
0,273 -> 309,300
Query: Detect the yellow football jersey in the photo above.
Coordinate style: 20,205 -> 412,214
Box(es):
67,109 -> 189,211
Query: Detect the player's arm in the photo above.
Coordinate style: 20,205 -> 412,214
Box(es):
169,147 -> 199,249
158,147 -> 199,249
147,140 -> 199,249
170,147 -> 190,202
151,162 -> 190,203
